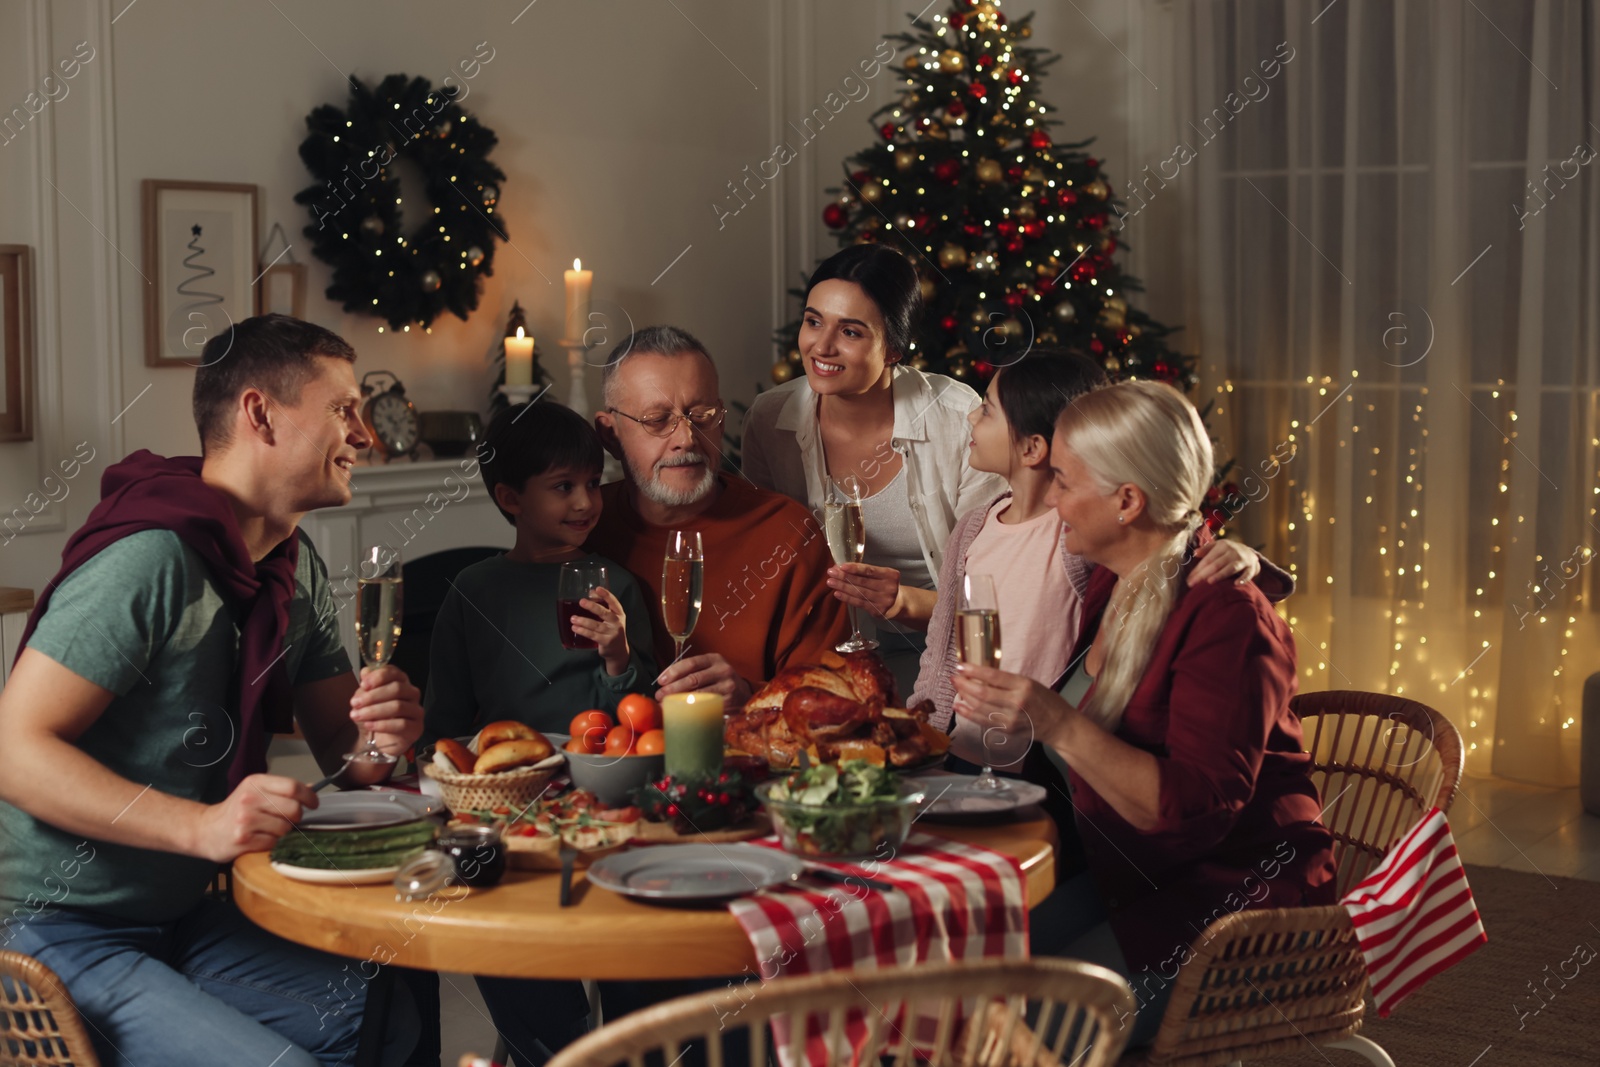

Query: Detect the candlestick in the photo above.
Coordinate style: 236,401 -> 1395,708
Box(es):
563,258 -> 593,344
662,692 -> 725,779
505,326 -> 535,387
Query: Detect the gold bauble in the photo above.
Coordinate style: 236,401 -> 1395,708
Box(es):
1102,354 -> 1121,374
947,358 -> 973,380
1098,309 -> 1126,330
1016,201 -> 1037,220
859,180 -> 885,203
1020,24 -> 1033,38
1085,179 -> 1110,199
1038,329 -> 1059,344
1127,324 -> 1142,339
969,308 -> 990,326
904,54 -> 921,70
939,50 -> 966,72
938,243 -> 969,268
923,123 -> 949,141
894,151 -> 916,173
973,252 -> 999,273
973,1 -> 998,16
771,359 -> 798,384
1024,167 -> 1045,184
1103,295 -> 1127,315
1052,301 -> 1077,324
918,276 -> 937,302
975,158 -> 1004,184
1000,317 -> 1024,339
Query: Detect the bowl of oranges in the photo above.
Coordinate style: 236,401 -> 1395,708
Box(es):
562,695 -> 666,807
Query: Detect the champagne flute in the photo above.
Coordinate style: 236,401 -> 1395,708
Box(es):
957,572 -> 1008,792
557,561 -> 609,650
351,545 -> 402,777
822,478 -> 877,653
661,531 -> 703,665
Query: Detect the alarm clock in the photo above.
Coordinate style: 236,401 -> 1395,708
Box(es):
360,371 -> 421,459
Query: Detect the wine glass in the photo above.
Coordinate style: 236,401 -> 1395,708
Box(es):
822,478 -> 877,653
661,531 -> 703,665
351,545 -> 402,776
957,572 -> 1008,792
557,561 -> 609,650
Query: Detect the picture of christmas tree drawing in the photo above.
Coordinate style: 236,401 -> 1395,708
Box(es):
174,222 -> 227,358
773,0 -> 1193,397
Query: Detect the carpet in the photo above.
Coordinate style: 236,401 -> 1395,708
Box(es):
1250,865 -> 1597,1066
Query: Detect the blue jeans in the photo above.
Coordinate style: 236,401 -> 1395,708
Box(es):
7,897 -> 407,1067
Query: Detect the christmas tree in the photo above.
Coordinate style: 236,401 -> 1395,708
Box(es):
773,0 -> 1192,395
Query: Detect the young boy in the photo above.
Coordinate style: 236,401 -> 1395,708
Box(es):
423,401 -> 657,744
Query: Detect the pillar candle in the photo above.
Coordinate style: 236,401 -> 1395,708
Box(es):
504,326 -> 534,386
563,258 -> 593,343
662,691 -> 725,780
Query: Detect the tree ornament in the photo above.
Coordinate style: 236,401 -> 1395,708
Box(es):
947,357 -> 973,380
1022,219 -> 1046,240
895,151 -> 917,173
770,360 -> 796,384
1005,163 -> 1025,183
1019,23 -> 1033,38
940,313 -> 960,332
1085,179 -> 1110,199
946,100 -> 966,119
961,221 -> 984,238
975,158 -> 1003,184
894,212 -> 914,231
938,243 -> 969,268
939,49 -> 966,72
973,251 -> 999,273
967,80 -> 989,101
295,73 -> 506,329
1028,128 -> 1052,150
880,122 -> 899,140
1052,301 -> 1077,324
1004,236 -> 1025,253
1002,290 -> 1026,310
904,53 -> 922,70
975,53 -> 995,70
1016,201 -> 1036,220
909,353 -> 929,370
918,276 -> 937,302
822,202 -> 849,229
859,180 -> 885,203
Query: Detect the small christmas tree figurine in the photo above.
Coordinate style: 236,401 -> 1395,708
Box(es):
775,0 -> 1192,395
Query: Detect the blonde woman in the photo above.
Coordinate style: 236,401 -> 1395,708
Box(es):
950,380 -> 1337,1046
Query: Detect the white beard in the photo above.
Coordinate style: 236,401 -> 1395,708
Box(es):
629,451 -> 717,507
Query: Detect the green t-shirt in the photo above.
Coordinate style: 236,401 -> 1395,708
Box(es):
422,553 -> 657,743
0,529 -> 350,926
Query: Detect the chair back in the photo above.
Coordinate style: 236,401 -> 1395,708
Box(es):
547,958 -> 1137,1067
1293,691 -> 1464,896
1128,691 -> 1463,1065
0,950 -> 101,1067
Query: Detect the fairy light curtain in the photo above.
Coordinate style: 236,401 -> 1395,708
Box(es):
1132,0 -> 1598,785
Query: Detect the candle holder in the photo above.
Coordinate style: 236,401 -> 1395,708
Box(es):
560,337 -> 597,415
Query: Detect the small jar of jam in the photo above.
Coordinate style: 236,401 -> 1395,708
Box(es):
436,824 -> 506,888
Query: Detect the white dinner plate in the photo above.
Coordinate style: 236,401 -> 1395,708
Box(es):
586,844 -> 807,901
270,861 -> 401,885
298,791 -> 441,831
909,776 -> 1048,817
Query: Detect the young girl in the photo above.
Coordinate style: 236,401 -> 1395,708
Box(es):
909,350 -> 1284,740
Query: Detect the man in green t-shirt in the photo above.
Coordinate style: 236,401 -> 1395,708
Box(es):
0,315 -> 424,1067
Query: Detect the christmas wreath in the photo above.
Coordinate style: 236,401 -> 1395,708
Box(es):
294,74 -> 507,330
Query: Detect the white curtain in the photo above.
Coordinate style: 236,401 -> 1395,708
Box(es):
1132,0 -> 1600,786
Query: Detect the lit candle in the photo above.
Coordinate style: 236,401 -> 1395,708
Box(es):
505,326 -> 534,386
563,258 -> 593,344
662,691 -> 725,780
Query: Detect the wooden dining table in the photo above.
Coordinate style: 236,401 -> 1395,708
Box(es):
232,816 -> 1058,980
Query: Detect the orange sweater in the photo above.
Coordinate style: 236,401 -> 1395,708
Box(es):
588,476 -> 850,688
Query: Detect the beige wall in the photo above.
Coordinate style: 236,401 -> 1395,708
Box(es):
0,0 -> 1136,592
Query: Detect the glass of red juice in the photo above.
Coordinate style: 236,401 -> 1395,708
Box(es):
557,561 -> 608,650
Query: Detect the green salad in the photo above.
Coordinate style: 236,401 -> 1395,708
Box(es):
763,760 -> 912,857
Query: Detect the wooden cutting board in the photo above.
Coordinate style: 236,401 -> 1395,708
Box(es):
504,813 -> 772,870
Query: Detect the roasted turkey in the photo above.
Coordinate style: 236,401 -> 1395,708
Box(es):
726,650 -> 949,768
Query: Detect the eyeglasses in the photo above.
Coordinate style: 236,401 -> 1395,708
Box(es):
607,404 -> 726,438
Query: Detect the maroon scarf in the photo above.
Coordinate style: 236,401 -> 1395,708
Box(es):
16,451 -> 301,787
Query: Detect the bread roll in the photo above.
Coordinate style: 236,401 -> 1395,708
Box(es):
475,720 -> 540,751
433,737 -> 476,774
473,736 -> 554,774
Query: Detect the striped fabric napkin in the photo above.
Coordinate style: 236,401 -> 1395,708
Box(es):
1339,807 -> 1488,1016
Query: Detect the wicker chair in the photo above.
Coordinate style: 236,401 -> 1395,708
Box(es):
1120,691 -> 1465,1067
0,950 -> 101,1067
545,958 -> 1138,1067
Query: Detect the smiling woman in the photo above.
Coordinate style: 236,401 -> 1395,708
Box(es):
742,245 -> 1004,694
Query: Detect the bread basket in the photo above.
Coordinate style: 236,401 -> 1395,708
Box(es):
423,753 -> 563,813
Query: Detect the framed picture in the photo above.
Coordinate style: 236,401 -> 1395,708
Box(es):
141,180 -> 259,368
0,246 -> 33,442
258,262 -> 307,318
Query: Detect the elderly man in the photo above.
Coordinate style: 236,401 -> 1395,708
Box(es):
588,325 -> 848,705
0,315 -> 423,1067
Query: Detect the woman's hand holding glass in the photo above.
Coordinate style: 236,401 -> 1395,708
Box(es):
825,562 -> 904,618
950,662 -> 1070,769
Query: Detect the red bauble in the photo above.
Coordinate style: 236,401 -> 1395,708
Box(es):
1118,330 -> 1134,347
967,81 -> 988,100
975,54 -> 995,69
946,100 -> 966,118
822,203 -> 849,229
974,359 -> 995,377
1036,275 -> 1055,292
1069,261 -> 1095,283
1083,212 -> 1108,231
1002,291 -> 1026,310
940,314 -> 960,332
1006,164 -> 1025,183
1004,236 -> 1025,253
933,159 -> 963,183
1086,157 -> 1099,168
1101,236 -> 1118,254
1022,219 -> 1047,239
880,122 -> 898,141
962,221 -> 983,238
913,212 -> 931,231
996,219 -> 1018,236
1089,338 -> 1105,355
1059,188 -> 1078,208
1153,360 -> 1174,377
1029,129 -> 1051,150
1007,68 -> 1024,85
850,169 -> 870,185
